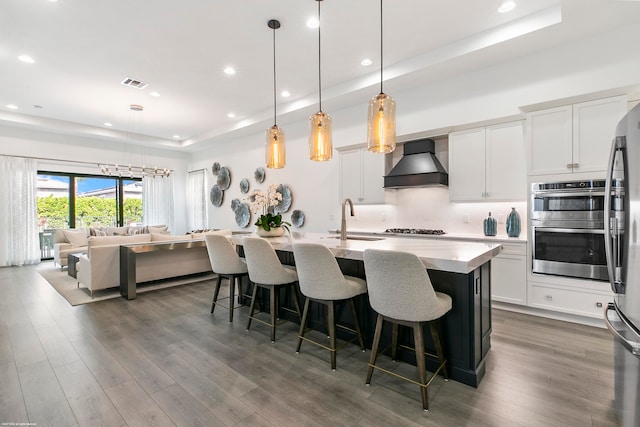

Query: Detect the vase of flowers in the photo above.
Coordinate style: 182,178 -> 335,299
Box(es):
249,184 -> 290,237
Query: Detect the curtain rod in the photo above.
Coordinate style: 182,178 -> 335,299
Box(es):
188,168 -> 205,174
0,153 -> 175,173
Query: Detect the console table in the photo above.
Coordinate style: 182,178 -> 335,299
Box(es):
119,239 -> 208,299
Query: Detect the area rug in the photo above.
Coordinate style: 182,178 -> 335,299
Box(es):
36,262 -> 216,306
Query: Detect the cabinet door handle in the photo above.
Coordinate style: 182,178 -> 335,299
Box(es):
544,295 -> 553,301
596,302 -> 603,308
566,163 -> 573,169
573,163 -> 579,168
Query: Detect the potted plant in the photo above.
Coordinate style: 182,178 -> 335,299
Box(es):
249,184 -> 290,237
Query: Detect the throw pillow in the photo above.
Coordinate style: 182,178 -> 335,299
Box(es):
62,229 -> 88,247
147,225 -> 169,234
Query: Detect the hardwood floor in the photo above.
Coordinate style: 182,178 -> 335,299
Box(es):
0,263 -> 619,426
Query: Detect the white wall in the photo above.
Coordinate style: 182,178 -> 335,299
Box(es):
0,125 -> 191,233
189,23 -> 640,236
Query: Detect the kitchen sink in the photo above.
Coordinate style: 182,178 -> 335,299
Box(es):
323,236 -> 385,241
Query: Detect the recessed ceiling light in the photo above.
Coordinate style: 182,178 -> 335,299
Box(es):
6,104 -> 18,110
18,55 -> 35,64
227,112 -> 236,118
361,58 -> 373,66
306,17 -> 319,28
104,122 -> 113,127
149,91 -> 160,97
223,67 -> 236,75
48,0 -> 58,2
172,135 -> 180,139
281,90 -> 291,98
498,1 -> 516,13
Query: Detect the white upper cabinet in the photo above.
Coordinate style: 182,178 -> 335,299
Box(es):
449,121 -> 526,202
527,95 -> 627,176
339,146 -> 385,204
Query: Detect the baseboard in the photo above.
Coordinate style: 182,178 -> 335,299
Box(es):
492,301 -> 606,329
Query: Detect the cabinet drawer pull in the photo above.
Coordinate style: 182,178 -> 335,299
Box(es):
596,302 -> 603,308
544,295 -> 553,301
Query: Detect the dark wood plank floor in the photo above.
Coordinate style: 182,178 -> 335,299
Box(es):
0,263 -> 619,426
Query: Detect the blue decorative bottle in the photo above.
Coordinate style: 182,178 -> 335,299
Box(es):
483,212 -> 497,236
506,207 -> 521,237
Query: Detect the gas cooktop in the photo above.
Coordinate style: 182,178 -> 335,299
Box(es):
385,228 -> 446,235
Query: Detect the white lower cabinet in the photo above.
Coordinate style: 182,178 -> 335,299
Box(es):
528,281 -> 611,318
491,242 -> 527,305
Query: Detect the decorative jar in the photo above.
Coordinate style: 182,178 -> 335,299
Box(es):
483,212 -> 497,236
506,207 -> 521,237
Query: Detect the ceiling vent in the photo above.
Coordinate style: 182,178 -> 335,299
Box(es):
121,77 -> 148,89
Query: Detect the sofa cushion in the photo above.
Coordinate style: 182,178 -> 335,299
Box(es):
63,229 -> 89,247
87,234 -> 151,257
150,233 -> 192,242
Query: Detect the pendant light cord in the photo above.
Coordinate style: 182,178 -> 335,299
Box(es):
318,0 -> 322,112
380,0 -> 384,95
272,24 -> 277,125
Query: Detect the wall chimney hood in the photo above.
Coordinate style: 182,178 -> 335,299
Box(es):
383,139 -> 448,188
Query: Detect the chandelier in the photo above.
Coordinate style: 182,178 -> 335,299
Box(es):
99,104 -> 173,178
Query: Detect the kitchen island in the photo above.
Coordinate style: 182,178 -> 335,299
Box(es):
229,232 -> 502,387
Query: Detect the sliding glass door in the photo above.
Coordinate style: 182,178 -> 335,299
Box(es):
36,172 -> 143,259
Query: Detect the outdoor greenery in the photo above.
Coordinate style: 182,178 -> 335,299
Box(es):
37,195 -> 143,230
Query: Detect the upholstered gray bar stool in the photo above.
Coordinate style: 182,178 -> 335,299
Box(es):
292,242 -> 366,370
363,248 -> 452,412
242,236 -> 302,342
204,234 -> 249,322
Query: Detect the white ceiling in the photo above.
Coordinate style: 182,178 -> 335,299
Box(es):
2,0 -> 640,152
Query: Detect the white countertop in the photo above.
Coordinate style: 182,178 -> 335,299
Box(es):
326,229 -> 527,244
229,232 -> 503,274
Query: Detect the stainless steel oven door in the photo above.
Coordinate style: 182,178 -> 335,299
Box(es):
532,226 -> 608,281
531,190 -> 605,225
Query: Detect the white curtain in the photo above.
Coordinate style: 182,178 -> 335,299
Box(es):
187,169 -> 207,231
0,156 -> 41,266
142,174 -> 175,232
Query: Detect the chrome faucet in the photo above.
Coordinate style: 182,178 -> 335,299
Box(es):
341,198 -> 354,241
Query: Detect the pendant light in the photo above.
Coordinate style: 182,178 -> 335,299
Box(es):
265,19 -> 286,169
367,0 -> 396,154
309,0 -> 333,162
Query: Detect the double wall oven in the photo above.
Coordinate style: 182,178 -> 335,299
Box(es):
530,179 -> 622,281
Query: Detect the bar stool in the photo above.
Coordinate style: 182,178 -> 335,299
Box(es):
363,248 -> 452,412
242,236 -> 302,342
204,234 -> 249,322
292,242 -> 366,370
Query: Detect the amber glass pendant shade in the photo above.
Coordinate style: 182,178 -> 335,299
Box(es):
309,111 -> 333,161
265,125 -> 285,169
367,92 -> 396,153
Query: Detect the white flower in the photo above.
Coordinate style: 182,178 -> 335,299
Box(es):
248,184 -> 282,216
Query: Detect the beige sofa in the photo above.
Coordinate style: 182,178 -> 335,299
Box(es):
53,225 -> 169,268
76,231 -> 231,296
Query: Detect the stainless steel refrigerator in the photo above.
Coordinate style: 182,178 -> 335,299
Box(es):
604,102 -> 640,427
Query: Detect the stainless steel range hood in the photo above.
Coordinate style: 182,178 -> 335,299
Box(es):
383,139 -> 448,188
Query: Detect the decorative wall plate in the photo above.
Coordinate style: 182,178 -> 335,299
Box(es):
231,198 -> 241,211
235,203 -> 251,228
211,162 -> 221,175
210,185 -> 223,207
217,167 -> 231,190
254,167 -> 265,183
291,210 -> 305,227
240,178 -> 250,194
274,184 -> 292,214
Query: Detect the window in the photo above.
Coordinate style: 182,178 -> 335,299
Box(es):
36,172 -> 143,259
